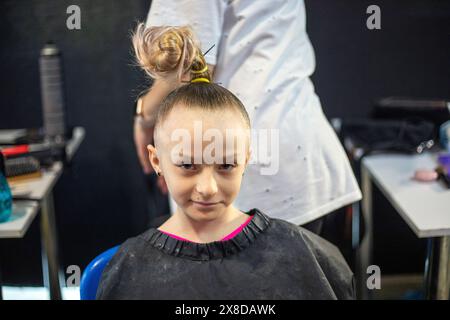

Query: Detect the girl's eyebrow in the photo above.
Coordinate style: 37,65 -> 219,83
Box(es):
177,152 -> 238,158
223,154 -> 239,162
174,153 -> 240,164
176,155 -> 194,163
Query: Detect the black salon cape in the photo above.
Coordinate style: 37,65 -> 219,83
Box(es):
96,208 -> 355,300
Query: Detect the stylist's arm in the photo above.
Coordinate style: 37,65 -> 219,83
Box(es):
134,77 -> 178,194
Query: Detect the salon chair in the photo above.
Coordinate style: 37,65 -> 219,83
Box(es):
80,245 -> 119,300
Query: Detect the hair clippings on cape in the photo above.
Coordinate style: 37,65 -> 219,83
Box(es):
190,77 -> 210,83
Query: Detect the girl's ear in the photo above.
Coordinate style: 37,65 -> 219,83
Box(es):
147,144 -> 161,173
245,148 -> 252,167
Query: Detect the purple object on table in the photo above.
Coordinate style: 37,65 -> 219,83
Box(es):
438,153 -> 450,171
437,153 -> 450,188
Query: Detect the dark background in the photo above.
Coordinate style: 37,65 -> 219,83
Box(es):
0,0 -> 449,286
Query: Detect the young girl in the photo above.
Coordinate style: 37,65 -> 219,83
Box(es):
141,0 -> 362,229
96,25 -> 354,300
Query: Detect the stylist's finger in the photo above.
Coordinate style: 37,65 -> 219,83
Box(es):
134,118 -> 154,174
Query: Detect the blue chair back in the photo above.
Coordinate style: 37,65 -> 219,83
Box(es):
80,245 -> 119,300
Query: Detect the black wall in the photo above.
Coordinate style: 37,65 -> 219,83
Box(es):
0,0 -> 449,285
0,0 -> 155,285
307,0 -> 450,118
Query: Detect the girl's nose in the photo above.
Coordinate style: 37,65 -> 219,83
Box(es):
195,169 -> 218,198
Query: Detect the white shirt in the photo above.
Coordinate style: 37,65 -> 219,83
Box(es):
146,0 -> 362,225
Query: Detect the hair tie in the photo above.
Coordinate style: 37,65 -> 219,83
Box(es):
191,65 -> 208,74
190,77 -> 210,83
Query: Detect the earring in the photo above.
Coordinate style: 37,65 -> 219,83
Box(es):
157,171 -> 161,176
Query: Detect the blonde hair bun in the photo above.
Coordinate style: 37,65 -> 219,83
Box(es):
132,23 -> 211,82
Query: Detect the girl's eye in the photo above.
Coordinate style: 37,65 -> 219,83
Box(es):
177,163 -> 196,170
219,164 -> 236,171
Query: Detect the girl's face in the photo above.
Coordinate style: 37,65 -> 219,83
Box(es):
148,104 -> 250,222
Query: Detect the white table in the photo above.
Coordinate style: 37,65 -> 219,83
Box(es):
0,127 -> 85,300
358,152 -> 450,300
0,202 -> 39,238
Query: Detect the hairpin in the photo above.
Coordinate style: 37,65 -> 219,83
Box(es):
202,44 -> 215,56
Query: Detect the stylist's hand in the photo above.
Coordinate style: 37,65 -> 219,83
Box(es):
133,117 -> 154,175
134,74 -> 189,192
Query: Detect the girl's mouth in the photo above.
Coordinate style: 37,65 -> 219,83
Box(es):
192,200 -> 220,207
